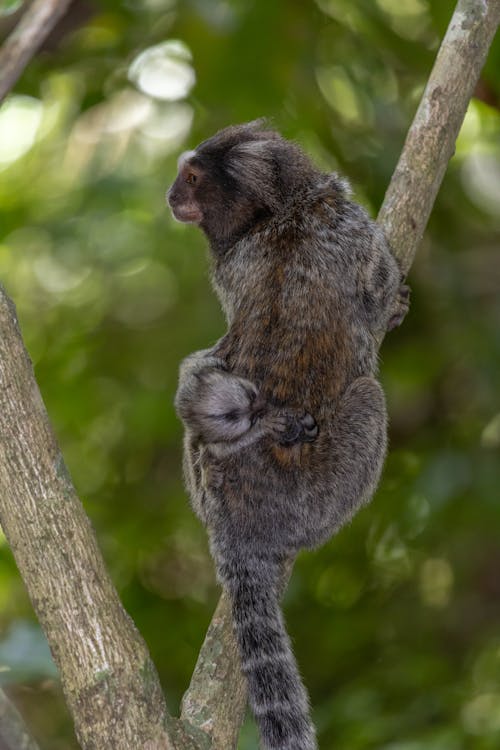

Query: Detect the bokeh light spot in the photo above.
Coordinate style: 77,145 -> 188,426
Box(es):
128,40 -> 196,101
0,96 -> 43,166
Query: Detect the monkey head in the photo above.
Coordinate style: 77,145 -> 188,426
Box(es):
167,121 -> 318,248
167,149 -> 204,225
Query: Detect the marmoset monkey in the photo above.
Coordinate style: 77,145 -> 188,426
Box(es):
167,121 -> 409,750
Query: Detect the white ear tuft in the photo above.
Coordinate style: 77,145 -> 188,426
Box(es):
232,140 -> 276,158
177,150 -> 197,170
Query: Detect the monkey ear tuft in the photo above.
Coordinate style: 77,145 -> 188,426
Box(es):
225,139 -> 279,207
195,120 -> 279,160
332,174 -> 352,196
310,173 -> 352,202
244,117 -> 284,137
233,119 -> 282,145
245,117 -> 270,132
229,139 -> 277,159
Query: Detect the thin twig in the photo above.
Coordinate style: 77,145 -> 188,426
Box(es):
0,0 -> 73,104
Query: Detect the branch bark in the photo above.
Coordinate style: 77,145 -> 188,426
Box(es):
0,0 -> 73,105
180,593 -> 247,749
179,0 -> 500,745
0,289 -> 173,748
378,0 -> 500,273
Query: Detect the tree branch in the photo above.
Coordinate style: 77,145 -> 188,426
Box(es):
181,590 -> 247,749
0,289 -> 173,749
0,0 -> 73,105
0,687 -> 40,750
378,0 -> 500,273
179,1 -> 500,746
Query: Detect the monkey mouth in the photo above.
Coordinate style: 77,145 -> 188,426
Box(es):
170,204 -> 203,224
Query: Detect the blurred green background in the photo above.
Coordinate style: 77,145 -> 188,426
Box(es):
0,0 -> 499,748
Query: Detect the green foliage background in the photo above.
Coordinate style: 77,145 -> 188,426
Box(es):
0,0 -> 499,748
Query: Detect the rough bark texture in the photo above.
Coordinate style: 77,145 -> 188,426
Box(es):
0,289 -> 172,749
181,588 -> 248,749
0,0 -> 74,104
0,687 -> 40,750
0,0 -> 498,748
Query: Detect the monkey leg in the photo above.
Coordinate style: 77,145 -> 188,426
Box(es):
175,352 -> 261,443
205,409 -> 319,458
181,432 -> 209,523
176,351 -> 318,453
298,376 -> 387,549
177,347 -> 225,381
175,348 -> 227,421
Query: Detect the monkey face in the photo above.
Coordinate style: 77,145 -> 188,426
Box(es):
166,150 -> 204,225
167,122 -> 318,248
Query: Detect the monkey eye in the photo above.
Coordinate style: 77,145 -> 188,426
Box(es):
185,173 -> 197,185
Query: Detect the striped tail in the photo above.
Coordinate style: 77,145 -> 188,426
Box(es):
223,558 -> 317,750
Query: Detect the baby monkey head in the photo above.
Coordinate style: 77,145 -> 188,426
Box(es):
167,120 -> 318,247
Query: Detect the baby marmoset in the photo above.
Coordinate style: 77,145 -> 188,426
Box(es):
168,121 -> 408,750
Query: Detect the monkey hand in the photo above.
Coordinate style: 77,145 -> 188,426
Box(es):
279,410 -> 319,445
261,409 -> 319,445
387,283 -> 410,331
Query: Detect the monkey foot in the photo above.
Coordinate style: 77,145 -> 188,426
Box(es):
279,412 -> 319,446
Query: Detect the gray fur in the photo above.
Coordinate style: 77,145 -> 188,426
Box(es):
168,122 -> 408,750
